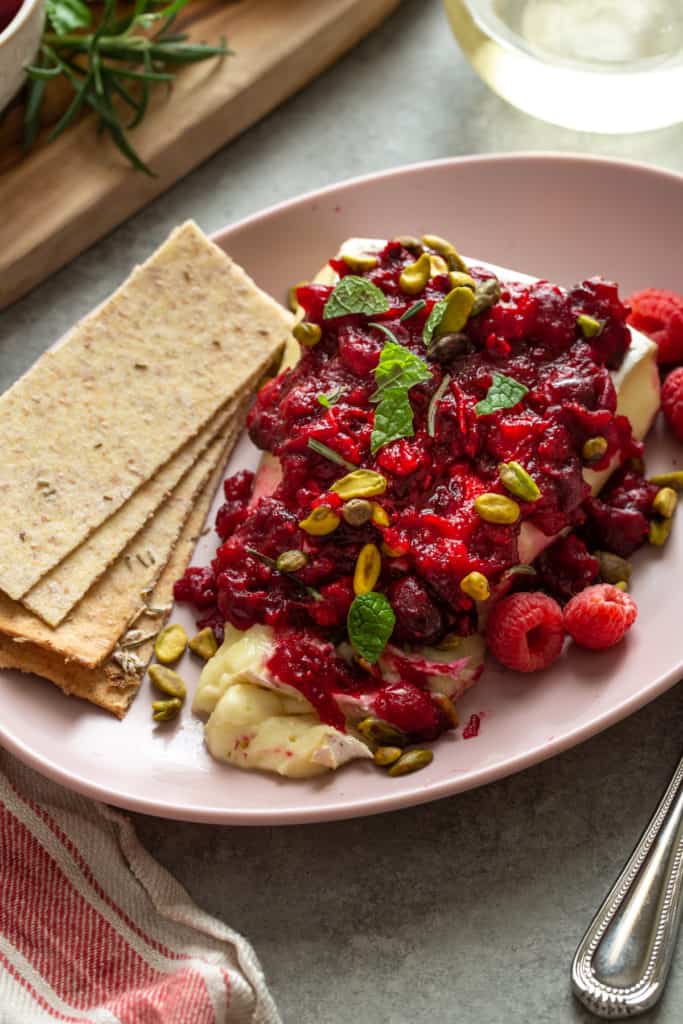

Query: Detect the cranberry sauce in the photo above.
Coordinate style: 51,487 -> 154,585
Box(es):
175,239 -> 651,736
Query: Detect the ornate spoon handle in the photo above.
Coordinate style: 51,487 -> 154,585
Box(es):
572,752 -> 683,1017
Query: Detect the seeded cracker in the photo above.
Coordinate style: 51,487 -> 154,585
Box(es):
0,428 -> 235,716
0,220 -> 289,600
0,413 -> 245,668
22,399 -> 238,627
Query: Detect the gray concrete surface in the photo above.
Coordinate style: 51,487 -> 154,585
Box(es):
2,1 -> 682,1021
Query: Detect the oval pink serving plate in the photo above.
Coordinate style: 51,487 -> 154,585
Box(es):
1,153 -> 682,825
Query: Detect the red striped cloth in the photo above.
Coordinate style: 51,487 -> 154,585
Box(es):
0,750 -> 281,1024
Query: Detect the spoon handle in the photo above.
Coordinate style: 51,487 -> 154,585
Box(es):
572,752 -> 683,1018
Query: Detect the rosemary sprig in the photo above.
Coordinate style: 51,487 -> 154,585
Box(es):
244,547 -> 322,602
23,0 -> 230,174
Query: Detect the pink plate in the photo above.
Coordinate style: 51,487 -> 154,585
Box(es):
2,153 -> 682,824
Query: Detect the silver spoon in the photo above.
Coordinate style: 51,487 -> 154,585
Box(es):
572,751 -> 683,1017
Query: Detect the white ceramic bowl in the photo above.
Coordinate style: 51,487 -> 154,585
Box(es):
0,0 -> 45,113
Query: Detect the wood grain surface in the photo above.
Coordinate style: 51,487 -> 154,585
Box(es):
0,0 -> 399,309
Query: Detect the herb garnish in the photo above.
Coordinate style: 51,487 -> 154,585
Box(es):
427,374 -> 451,438
347,592 -> 396,663
245,547 -> 322,601
317,387 -> 344,409
307,438 -> 357,471
323,276 -> 389,319
475,372 -> 529,416
369,341 -> 432,454
400,299 -> 426,323
24,0 -> 229,173
422,300 -> 447,346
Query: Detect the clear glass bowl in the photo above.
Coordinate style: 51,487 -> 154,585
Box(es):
444,0 -> 683,133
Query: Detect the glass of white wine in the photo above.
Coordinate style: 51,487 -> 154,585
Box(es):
444,0 -> 683,133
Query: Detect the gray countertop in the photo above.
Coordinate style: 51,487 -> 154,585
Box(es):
2,2 -> 682,1021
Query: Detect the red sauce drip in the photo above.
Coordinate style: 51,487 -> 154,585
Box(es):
462,713 -> 481,739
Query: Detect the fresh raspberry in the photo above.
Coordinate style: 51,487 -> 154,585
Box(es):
564,584 -> 637,650
661,367 -> 683,442
486,592 -> 565,672
627,288 -> 683,364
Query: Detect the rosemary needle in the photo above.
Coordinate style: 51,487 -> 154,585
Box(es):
24,0 -> 230,174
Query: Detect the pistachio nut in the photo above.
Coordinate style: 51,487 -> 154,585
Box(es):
649,470 -> 683,490
299,504 -> 340,536
153,624 -> 188,665
460,570 -> 490,601
432,693 -> 459,728
436,286 -> 475,337
614,580 -> 628,592
595,550 -> 632,585
330,468 -> 387,500
381,541 -> 405,558
653,486 -> 678,519
428,254 -> 450,276
356,716 -> 409,748
498,461 -> 541,503
649,518 -> 673,546
342,253 -> 378,273
341,498 -> 373,527
395,235 -> 423,254
474,493 -> 521,524
421,234 -> 468,272
448,271 -> 476,291
577,313 -> 603,338
152,698 -> 182,723
353,543 -> 382,596
436,633 -> 462,651
189,627 -> 218,661
582,436 -> 608,464
427,332 -> 474,364
399,253 -> 431,296
276,549 -> 308,573
370,502 -> 390,527
292,321 -> 322,347
288,280 -> 308,313
374,746 -> 403,767
387,748 -> 434,777
470,278 -> 502,317
149,664 -> 187,700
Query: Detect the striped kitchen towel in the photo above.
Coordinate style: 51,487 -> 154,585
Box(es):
0,750 -> 281,1024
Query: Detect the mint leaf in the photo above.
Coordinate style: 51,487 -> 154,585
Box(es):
323,276 -> 389,319
347,592 -> 396,663
371,389 -> 415,453
46,0 -> 91,34
475,372 -> 529,416
369,342 -> 432,453
422,300 -> 447,346
371,342 -> 432,401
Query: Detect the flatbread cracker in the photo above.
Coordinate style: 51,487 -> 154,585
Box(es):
0,407 -> 246,668
0,431 -> 233,717
22,398 -> 238,627
0,220 -> 289,599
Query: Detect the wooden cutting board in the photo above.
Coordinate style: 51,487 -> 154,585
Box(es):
0,0 -> 399,310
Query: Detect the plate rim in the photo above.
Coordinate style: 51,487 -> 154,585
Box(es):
2,151 -> 682,825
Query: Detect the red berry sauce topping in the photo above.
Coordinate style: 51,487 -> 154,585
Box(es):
175,239 -> 654,737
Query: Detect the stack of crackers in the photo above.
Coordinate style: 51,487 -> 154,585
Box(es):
0,222 -> 290,718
